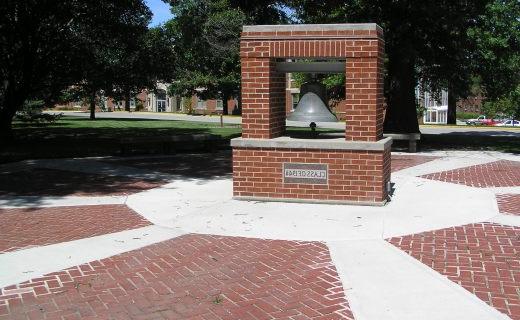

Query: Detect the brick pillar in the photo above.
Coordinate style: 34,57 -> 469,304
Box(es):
375,54 -> 385,140
344,56 -> 384,142
345,57 -> 381,141
241,58 -> 286,139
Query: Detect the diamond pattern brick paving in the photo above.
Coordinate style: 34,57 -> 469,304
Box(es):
0,234 -> 354,320
420,160 -> 520,187
0,168 -> 165,197
0,205 -> 150,253
496,194 -> 520,216
388,223 -> 520,319
391,155 -> 439,173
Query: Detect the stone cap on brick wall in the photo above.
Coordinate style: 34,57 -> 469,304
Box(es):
243,23 -> 381,33
231,136 -> 392,151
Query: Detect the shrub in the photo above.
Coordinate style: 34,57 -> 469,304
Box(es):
16,100 -> 63,125
457,112 -> 480,120
135,100 -> 144,111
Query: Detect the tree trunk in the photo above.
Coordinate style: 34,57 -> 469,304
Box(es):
383,55 -> 420,133
124,88 -> 131,112
89,90 -> 96,120
236,93 -> 242,115
0,108 -> 16,140
447,83 -> 457,124
222,92 -> 230,115
0,83 -> 25,140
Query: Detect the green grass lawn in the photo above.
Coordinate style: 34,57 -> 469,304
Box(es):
12,116 -> 338,141
1,117 -> 242,162
2,116 -> 519,163
13,116 -> 242,140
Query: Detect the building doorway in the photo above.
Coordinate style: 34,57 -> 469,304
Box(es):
156,90 -> 167,112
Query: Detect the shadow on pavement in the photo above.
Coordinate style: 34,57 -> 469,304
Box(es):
0,168 -> 165,198
419,133 -> 520,154
103,150 -> 232,180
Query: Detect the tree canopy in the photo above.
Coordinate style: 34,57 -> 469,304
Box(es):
2,0 -> 518,137
111,26 -> 176,113
165,0 -> 288,114
0,0 -> 174,135
165,0 -> 245,114
62,0 -> 153,120
290,0 -> 492,131
470,0 -> 520,120
1,0 -> 79,137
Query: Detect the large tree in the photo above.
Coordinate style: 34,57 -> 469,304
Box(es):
1,1 -> 79,138
111,26 -> 176,113
165,0 -> 288,114
228,0 -> 290,24
0,0 -> 153,136
289,0 -> 491,132
470,0 -> 520,111
71,0 -> 152,120
421,0 -> 520,124
165,0 -> 245,115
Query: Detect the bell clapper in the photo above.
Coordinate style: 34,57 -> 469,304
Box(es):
310,122 -> 317,138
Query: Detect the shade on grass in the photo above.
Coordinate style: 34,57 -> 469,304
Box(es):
13,116 -> 242,140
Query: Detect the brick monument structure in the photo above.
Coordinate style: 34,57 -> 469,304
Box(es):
231,24 -> 392,205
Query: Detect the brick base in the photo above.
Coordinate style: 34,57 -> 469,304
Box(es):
233,147 -> 391,204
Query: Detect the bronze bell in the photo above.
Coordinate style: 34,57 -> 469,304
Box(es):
287,81 -> 338,123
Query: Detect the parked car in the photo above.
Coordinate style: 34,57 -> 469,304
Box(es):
495,119 -> 520,127
466,115 -> 498,125
466,115 -> 486,125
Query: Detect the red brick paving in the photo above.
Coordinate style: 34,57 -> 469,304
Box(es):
421,160 -> 520,188
0,168 -> 165,197
496,194 -> 520,216
0,234 -> 354,320
391,155 -> 439,173
388,223 -> 520,319
0,205 -> 150,253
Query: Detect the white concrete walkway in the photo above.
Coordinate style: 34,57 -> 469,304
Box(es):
0,226 -> 184,288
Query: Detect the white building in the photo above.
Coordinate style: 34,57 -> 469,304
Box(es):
416,87 -> 449,124
145,83 -> 182,113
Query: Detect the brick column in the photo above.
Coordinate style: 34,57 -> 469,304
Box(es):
344,56 -> 383,142
241,58 -> 286,139
343,32 -> 385,142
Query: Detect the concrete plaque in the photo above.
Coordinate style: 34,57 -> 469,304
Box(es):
283,163 -> 328,185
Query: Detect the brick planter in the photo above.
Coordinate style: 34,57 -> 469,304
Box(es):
233,24 -> 391,205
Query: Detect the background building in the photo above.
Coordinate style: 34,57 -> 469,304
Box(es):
416,87 -> 449,124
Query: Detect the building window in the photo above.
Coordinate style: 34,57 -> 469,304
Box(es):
441,90 -> 448,106
157,100 -> 166,112
292,93 -> 300,110
216,100 -> 223,110
156,89 -> 167,112
197,100 -> 206,109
